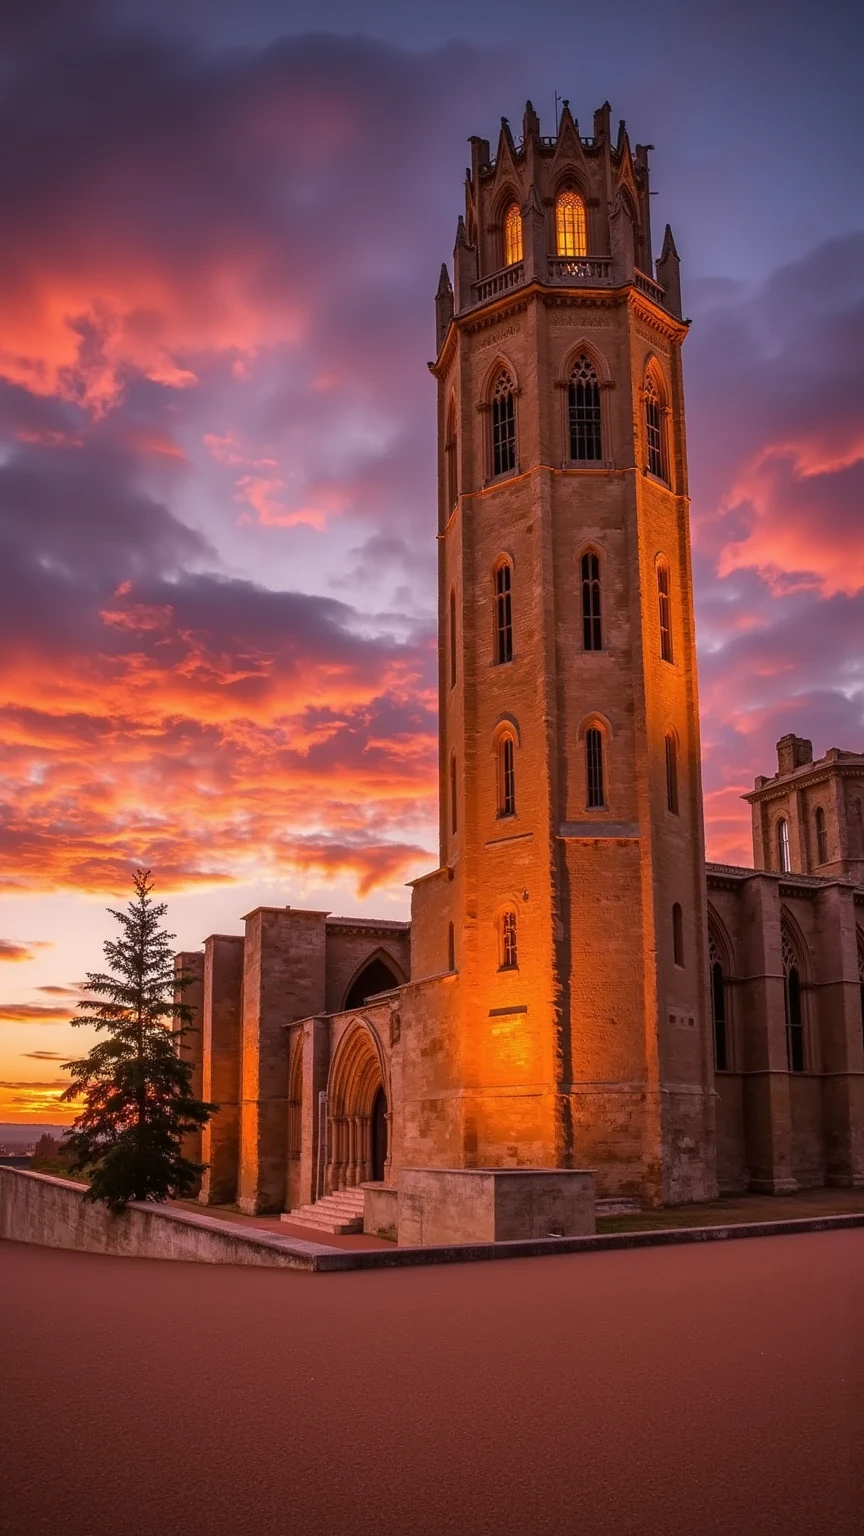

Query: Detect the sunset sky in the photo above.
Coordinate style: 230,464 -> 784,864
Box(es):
1,0 -> 862,1122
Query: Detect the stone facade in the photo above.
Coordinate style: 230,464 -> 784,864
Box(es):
180,102 -> 864,1216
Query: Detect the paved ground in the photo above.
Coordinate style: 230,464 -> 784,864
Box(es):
3,1231 -> 862,1536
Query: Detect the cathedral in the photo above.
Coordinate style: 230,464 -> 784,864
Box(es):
178,101 -> 864,1222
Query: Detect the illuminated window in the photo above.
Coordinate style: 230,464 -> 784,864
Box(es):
586,727 -> 604,808
665,733 -> 679,814
568,354 -> 602,461
581,551 -> 602,651
500,909 -> 518,969
491,369 -> 516,477
709,932 -> 728,1071
494,561 -> 513,664
814,806 -> 828,864
503,202 -> 522,267
645,373 -> 666,480
445,401 -> 458,510
498,734 -> 516,817
782,928 -> 805,1072
555,190 -> 587,257
672,903 -> 684,967
777,818 -> 790,873
449,588 -> 457,690
657,562 -> 673,663
450,755 -> 458,836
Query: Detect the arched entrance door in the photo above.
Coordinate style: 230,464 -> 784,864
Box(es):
371,1086 -> 388,1182
325,1023 -> 387,1192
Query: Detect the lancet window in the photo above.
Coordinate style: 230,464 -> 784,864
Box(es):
672,903 -> 684,967
555,190 -> 587,257
568,354 -> 603,462
581,550 -> 602,651
645,373 -> 666,480
498,733 -> 516,817
491,369 -> 516,477
586,727 -> 605,809
445,402 -> 458,511
814,805 -> 828,865
777,818 -> 791,873
495,561 -> 513,664
657,561 -> 673,663
709,931 -> 728,1071
665,733 -> 679,815
449,588 -> 457,690
500,909 -> 518,970
502,202 -> 523,267
782,927 -> 805,1072
450,755 -> 458,836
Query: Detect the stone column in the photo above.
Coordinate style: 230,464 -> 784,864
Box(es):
199,935 -> 244,1206
814,884 -> 864,1186
174,951 -> 204,1190
738,876 -> 797,1192
238,908 -> 328,1214
298,1016 -> 329,1205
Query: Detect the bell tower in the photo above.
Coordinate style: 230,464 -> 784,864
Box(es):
421,100 -> 716,1205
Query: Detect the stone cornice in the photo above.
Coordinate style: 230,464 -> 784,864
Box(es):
744,760 -> 864,804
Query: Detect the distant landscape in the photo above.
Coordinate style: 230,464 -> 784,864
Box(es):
0,1124 -> 68,1149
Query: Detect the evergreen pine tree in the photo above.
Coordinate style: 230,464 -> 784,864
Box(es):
61,869 -> 216,1211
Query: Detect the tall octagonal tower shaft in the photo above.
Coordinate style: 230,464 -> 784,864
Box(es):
420,100 -> 716,1204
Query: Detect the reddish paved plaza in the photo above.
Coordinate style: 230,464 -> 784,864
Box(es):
3,1231 -> 863,1535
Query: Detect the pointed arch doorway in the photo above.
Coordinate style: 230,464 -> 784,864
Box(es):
326,1023 -> 389,1191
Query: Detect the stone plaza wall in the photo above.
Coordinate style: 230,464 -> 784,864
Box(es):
0,1167 -> 319,1269
396,1167 -> 595,1246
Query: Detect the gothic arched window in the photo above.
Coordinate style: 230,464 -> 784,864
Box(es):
555,189 -> 587,257
782,927 -> 805,1072
814,805 -> 828,865
503,201 -> 522,267
491,369 -> 516,477
645,372 -> 667,480
586,726 -> 605,808
581,550 -> 602,651
777,818 -> 791,873
449,587 -> 457,690
498,733 -> 516,817
568,354 -> 602,461
500,908 -> 518,969
450,755 -> 458,836
657,561 -> 673,663
494,560 -> 513,664
665,732 -> 679,815
445,400 -> 458,511
672,903 -> 684,967
709,931 -> 728,1071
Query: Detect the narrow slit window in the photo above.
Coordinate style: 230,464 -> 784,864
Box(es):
857,938 -> 864,1052
777,818 -> 791,873
495,562 -> 513,664
500,909 -> 518,969
491,370 -> 516,477
665,733 -> 679,814
555,190 -> 587,257
814,806 -> 828,864
503,202 -> 522,267
645,373 -> 666,480
657,562 -> 673,663
447,922 -> 455,972
450,755 -> 458,836
445,405 -> 458,511
672,903 -> 684,967
498,734 -> 516,817
782,931 -> 805,1072
711,951 -> 728,1071
581,551 -> 602,651
586,727 -> 604,808
449,588 -> 457,690
568,354 -> 603,461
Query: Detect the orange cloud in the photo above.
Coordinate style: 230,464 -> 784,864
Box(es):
0,940 -> 50,963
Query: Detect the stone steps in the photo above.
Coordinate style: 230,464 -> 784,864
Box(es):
282,1188 -> 366,1235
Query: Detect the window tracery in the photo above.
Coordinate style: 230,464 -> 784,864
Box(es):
645,372 -> 666,480
491,369 -> 516,477
657,562 -> 673,663
498,733 -> 516,817
709,931 -> 728,1071
581,551 -> 602,651
495,561 -> 513,664
586,726 -> 605,808
568,354 -> 602,461
782,927 -> 805,1072
500,908 -> 518,970
503,202 -> 522,267
555,190 -> 587,257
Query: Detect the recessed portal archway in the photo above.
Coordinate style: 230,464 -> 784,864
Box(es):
326,1022 -> 388,1191
342,954 -> 400,1012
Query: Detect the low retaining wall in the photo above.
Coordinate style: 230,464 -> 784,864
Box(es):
0,1167 -> 329,1270
397,1168 -> 596,1247
362,1182 -> 398,1240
